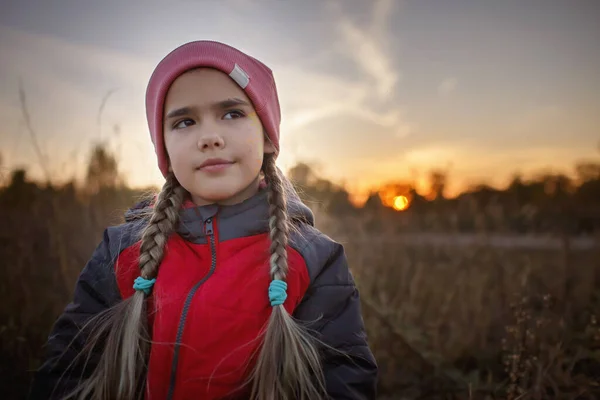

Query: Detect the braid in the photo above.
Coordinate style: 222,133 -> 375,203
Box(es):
61,173 -> 185,400
138,172 -> 186,279
249,153 -> 326,400
264,154 -> 289,281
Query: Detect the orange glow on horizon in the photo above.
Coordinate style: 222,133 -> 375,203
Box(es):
393,195 -> 409,211
377,183 -> 412,211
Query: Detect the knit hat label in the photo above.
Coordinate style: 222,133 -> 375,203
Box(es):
229,64 -> 250,89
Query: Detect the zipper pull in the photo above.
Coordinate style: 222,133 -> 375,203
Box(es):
205,217 -> 214,236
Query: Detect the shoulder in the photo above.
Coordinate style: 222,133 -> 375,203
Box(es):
104,215 -> 147,260
87,199 -> 150,276
99,198 -> 151,260
289,223 -> 353,287
77,211 -> 148,304
289,223 -> 362,336
86,217 -> 144,272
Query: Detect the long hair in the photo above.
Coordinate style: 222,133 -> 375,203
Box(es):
59,155 -> 326,400
61,172 -> 186,400
248,152 -> 326,400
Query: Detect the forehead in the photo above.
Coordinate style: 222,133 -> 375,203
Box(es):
164,68 -> 251,106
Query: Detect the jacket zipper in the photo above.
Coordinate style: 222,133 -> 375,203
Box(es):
166,216 -> 218,400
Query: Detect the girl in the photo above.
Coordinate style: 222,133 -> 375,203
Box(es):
29,40 -> 378,400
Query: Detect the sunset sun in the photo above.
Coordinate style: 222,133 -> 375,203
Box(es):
393,195 -> 409,211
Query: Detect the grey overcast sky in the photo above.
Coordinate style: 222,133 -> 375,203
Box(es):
1,0 -> 599,199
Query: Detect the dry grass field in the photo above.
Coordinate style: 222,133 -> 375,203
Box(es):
1,155 -> 598,399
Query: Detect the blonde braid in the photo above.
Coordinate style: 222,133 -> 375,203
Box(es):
266,170 -> 289,281
138,172 -> 186,279
63,173 -> 185,400
249,153 -> 326,400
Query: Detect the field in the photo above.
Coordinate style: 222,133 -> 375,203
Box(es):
312,208 -> 600,399
0,173 -> 599,399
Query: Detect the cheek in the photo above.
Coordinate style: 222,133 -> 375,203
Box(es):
250,119 -> 266,150
246,137 -> 265,166
236,123 -> 264,156
164,137 -> 175,160
164,134 -> 189,168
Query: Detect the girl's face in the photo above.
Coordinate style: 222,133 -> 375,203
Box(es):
163,68 -> 275,206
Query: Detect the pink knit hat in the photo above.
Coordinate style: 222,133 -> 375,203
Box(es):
145,40 -> 282,177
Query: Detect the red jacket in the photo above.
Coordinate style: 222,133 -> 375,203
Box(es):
29,185 -> 378,399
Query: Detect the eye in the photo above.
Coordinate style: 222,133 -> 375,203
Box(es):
173,119 -> 195,129
223,110 -> 246,120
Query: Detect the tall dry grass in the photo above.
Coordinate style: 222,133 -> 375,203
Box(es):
0,176 -> 148,400
0,172 -> 598,399
313,207 -> 600,399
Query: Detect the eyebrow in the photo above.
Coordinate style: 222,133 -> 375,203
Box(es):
165,98 -> 251,119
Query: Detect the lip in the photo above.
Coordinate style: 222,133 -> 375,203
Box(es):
196,158 -> 234,172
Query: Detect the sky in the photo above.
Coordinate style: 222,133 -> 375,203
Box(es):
0,0 -> 599,201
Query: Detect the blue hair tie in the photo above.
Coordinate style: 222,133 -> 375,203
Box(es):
268,279 -> 287,306
133,276 -> 156,295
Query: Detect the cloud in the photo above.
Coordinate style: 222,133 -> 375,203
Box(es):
371,0 -> 395,40
274,0 -> 411,144
336,19 -> 399,100
438,77 -> 458,96
332,0 -> 400,101
274,55 -> 412,139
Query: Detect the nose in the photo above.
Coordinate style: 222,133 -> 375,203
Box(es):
197,132 -> 225,151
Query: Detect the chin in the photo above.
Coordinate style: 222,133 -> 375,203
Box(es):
203,191 -> 237,202
181,172 -> 259,205
191,185 -> 248,205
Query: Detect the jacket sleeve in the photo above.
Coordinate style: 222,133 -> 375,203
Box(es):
28,229 -> 121,400
293,233 -> 378,400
